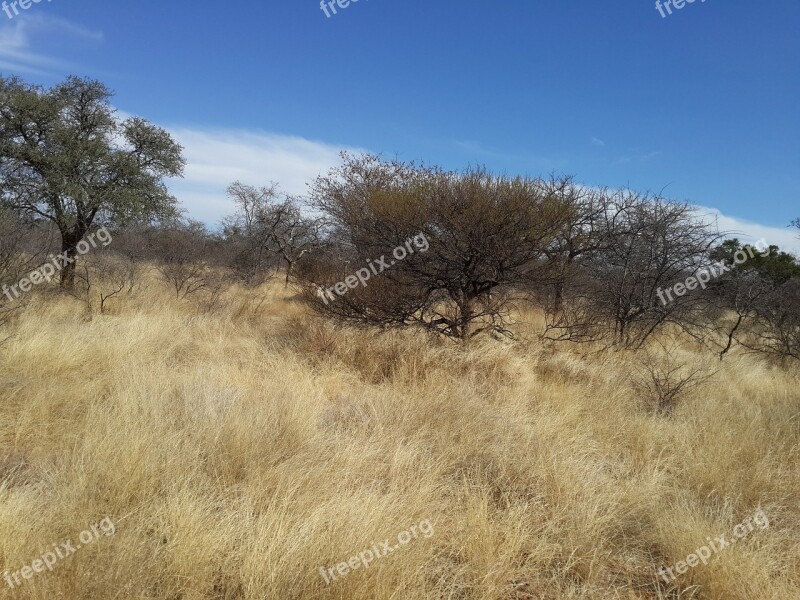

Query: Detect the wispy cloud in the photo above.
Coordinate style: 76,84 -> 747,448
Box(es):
101,113 -> 800,254
0,14 -> 102,76
696,205 -> 800,256
162,127 -> 366,224
591,137 -> 606,147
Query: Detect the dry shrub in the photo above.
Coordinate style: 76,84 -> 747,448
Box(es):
630,342 -> 717,415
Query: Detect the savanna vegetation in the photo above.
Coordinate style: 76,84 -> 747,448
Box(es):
1,75 -> 799,600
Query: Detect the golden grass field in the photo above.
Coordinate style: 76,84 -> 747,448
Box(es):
0,271 -> 798,600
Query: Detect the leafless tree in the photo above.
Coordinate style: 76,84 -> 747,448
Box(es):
0,209 -> 51,326
222,183 -> 278,285
547,193 -> 720,348
224,182 -> 320,286
148,221 -> 216,299
537,176 -> 618,314
262,198 -> 320,286
738,278 -> 800,361
707,270 -> 774,360
75,254 -> 139,315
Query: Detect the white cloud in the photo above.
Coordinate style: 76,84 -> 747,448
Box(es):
148,123 -> 800,256
591,137 -> 606,147
696,205 -> 800,256
0,14 -> 102,75
163,127 -> 366,225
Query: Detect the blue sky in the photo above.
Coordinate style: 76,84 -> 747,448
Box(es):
1,0 -> 798,249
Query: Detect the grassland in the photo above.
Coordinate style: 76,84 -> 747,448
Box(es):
0,274 -> 798,599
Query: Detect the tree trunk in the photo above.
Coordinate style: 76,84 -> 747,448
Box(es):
59,244 -> 78,288
552,257 -> 573,314
284,261 -> 293,288
720,312 -> 745,361
458,296 -> 474,341
553,282 -> 564,314
59,230 -> 83,288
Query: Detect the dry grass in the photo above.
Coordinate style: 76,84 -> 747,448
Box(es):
0,272 -> 798,599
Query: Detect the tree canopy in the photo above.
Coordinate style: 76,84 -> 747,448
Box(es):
0,75 -> 185,285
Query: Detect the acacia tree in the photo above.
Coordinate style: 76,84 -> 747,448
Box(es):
703,240 -> 774,359
745,278 -> 800,360
264,198 -> 321,286
301,154 -> 569,340
0,75 -> 185,287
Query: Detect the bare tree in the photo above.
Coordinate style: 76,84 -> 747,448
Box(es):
262,198 -> 320,286
547,193 -> 719,348
224,182 -> 319,286
148,221 -> 216,299
708,270 -> 773,360
77,255 -> 139,315
743,278 -> 800,360
537,176 -> 617,314
0,210 -> 52,326
701,240 -> 775,359
222,183 -> 279,286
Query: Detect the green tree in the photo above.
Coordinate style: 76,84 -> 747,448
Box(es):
710,238 -> 800,283
0,75 -> 185,287
708,239 -> 800,360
